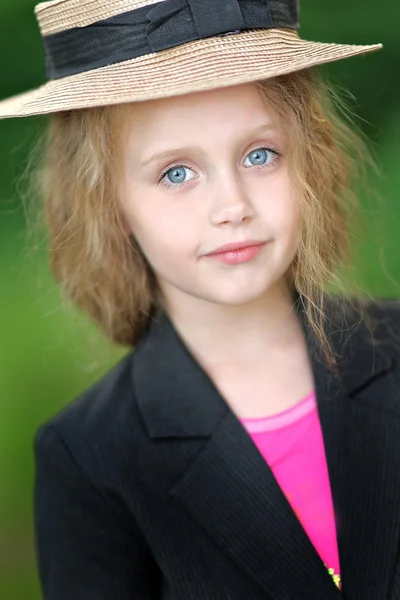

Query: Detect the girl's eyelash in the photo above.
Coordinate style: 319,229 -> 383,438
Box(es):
157,145 -> 282,188
247,145 -> 282,159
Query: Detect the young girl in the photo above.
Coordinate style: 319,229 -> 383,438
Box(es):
1,0 -> 399,599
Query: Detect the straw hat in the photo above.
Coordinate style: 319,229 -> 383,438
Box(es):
0,0 -> 382,120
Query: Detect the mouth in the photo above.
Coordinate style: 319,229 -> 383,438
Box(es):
206,240 -> 267,255
204,240 -> 268,265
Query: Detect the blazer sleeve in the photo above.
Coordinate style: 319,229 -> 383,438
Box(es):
34,423 -> 162,599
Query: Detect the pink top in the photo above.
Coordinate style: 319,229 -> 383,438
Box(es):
240,392 -> 341,589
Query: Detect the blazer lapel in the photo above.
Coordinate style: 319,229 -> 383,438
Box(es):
134,297 -> 400,600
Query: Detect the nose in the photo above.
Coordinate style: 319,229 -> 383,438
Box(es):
209,171 -> 256,227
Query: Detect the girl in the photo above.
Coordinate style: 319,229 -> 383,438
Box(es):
1,0 -> 399,599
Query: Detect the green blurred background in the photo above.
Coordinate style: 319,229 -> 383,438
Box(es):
0,1 -> 398,598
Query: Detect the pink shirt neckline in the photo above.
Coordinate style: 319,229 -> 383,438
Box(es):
240,392 -> 317,433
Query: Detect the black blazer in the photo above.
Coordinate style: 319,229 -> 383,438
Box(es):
34,297 -> 400,600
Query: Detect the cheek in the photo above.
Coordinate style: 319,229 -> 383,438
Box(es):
282,195 -> 300,236
257,173 -> 299,237
122,185 -> 199,261
280,203 -> 301,251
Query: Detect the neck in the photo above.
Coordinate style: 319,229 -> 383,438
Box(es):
162,281 -> 304,369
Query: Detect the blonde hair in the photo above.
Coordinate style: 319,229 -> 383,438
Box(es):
32,68 -> 377,366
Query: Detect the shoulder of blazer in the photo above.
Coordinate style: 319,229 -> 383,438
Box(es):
367,297 -> 400,376
367,297 -> 400,338
35,349 -> 150,485
324,295 -> 400,357
350,297 -> 400,364
345,296 -> 400,374
337,296 -> 400,412
326,295 -> 400,335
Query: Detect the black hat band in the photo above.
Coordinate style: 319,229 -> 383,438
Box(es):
43,0 -> 300,80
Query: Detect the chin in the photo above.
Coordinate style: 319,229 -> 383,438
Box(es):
203,283 -> 272,307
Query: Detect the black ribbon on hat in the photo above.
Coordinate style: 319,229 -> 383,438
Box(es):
43,0 -> 300,80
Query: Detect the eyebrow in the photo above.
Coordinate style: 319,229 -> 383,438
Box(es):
140,122 -> 277,168
141,145 -> 201,168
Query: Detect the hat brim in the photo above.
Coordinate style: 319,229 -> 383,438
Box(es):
0,29 -> 382,119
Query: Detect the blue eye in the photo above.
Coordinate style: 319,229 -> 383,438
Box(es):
161,165 -> 195,187
244,147 -> 279,168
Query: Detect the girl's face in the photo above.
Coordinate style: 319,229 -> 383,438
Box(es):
120,83 -> 301,311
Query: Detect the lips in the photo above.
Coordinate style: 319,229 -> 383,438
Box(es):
204,240 -> 268,265
205,240 -> 267,256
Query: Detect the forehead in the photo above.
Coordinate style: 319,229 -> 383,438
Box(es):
123,83 -> 277,142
